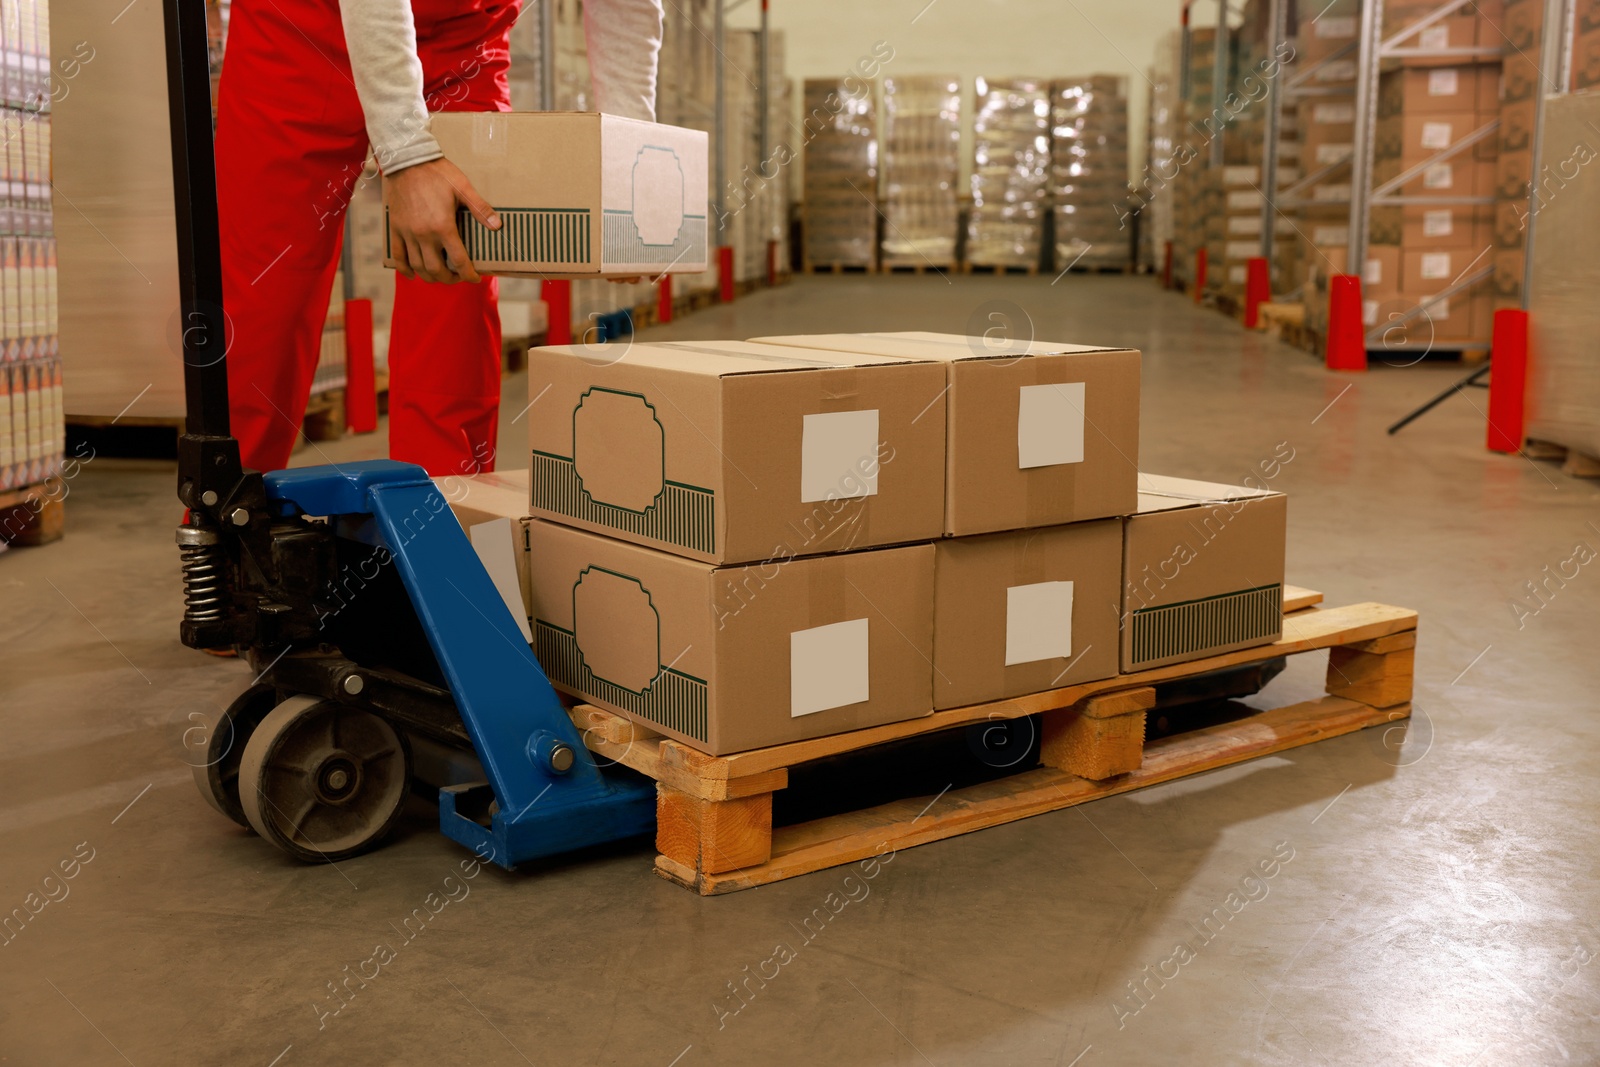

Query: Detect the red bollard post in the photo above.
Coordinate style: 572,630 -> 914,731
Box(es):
543,279 -> 572,346
1162,240 -> 1173,290
657,273 -> 673,325
1244,256 -> 1270,329
343,298 -> 378,433
719,245 -> 736,303
1194,246 -> 1207,303
1487,307 -> 1529,453
1325,274 -> 1368,371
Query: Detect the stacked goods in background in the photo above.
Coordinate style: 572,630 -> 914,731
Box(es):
1164,25 -> 1225,295
1488,0 -> 1552,318
800,78 -> 878,270
1367,1 -> 1499,346
1049,75 -> 1132,271
2,0 -> 63,495
721,29 -> 790,286
1288,0 -> 1358,332
1141,38 -> 1184,273
1579,4 -> 1600,90
654,0 -> 720,299
879,75 -> 961,270
967,77 -> 1051,270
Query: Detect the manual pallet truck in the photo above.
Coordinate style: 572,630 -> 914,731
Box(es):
164,0 -> 654,867
166,0 -> 1298,873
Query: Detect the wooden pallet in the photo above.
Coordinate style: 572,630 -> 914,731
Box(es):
802,261 -> 878,275
962,262 -> 1040,276
0,481 -> 65,546
881,260 -> 956,275
301,388 -> 346,443
1057,262 -> 1134,275
564,588 -> 1418,895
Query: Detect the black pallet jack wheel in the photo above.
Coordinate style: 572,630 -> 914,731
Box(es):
191,683 -> 281,828
238,695 -> 411,863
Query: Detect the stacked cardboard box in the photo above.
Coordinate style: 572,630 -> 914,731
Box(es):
1049,75 -> 1132,271
457,332 -> 1289,757
801,78 -> 878,269
1367,61 -> 1499,340
2,0 -> 62,493
967,77 -> 1051,269
1487,0 -> 1541,314
879,75 -> 961,268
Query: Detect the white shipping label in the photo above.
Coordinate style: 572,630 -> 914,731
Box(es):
1315,143 -> 1352,165
1363,299 -> 1379,326
1423,209 -> 1454,236
1316,59 -> 1357,82
1420,122 -> 1454,150
1005,581 -> 1074,666
1316,15 -> 1356,38
1426,297 -> 1452,320
1227,190 -> 1264,210
1363,258 -> 1383,286
800,409 -> 879,502
1429,69 -> 1460,97
1420,25 -> 1449,50
1313,183 -> 1351,202
790,618 -> 870,717
1227,215 -> 1263,235
1313,103 -> 1355,124
1312,225 -> 1349,245
1423,163 -> 1454,189
1017,382 -> 1086,469
468,518 -> 533,644
1421,252 -> 1452,279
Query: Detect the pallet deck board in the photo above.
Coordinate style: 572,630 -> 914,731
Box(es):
660,696 -> 1401,894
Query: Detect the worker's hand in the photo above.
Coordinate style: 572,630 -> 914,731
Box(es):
384,158 -> 498,284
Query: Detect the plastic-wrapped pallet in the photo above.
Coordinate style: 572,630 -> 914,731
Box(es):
801,78 -> 877,270
1050,75 -> 1130,271
967,77 -> 1050,270
880,75 -> 960,269
655,0 -> 719,297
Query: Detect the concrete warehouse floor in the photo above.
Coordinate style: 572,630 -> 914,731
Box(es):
3,275 -> 1598,1066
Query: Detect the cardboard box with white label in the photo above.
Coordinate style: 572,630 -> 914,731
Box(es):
384,112 -> 709,278
1120,475 -> 1287,673
526,520 -> 935,753
931,520 -> 1122,710
747,331 -> 1140,536
525,340 -> 947,564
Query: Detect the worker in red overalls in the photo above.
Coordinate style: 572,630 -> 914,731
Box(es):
216,0 -> 663,476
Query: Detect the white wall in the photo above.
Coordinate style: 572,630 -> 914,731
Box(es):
728,0 -> 1214,187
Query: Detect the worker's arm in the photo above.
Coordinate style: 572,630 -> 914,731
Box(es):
339,0 -> 495,284
582,0 -> 665,121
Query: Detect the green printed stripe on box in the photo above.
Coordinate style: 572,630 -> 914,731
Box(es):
454,207 -> 592,266
535,622 -> 708,742
530,450 -> 715,555
601,211 -> 708,265
1128,584 -> 1282,670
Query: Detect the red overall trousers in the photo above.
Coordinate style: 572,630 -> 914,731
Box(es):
216,0 -> 519,475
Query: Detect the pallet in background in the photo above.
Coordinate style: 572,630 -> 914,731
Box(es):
802,261 -> 878,275
0,482 -> 65,547
881,260 -> 956,275
300,389 -> 346,443
567,587 -> 1419,895
962,262 -> 1040,276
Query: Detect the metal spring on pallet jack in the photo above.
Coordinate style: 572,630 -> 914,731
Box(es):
176,526 -> 226,623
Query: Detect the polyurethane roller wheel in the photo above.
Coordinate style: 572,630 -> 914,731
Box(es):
238,695 -> 410,863
191,683 -> 280,828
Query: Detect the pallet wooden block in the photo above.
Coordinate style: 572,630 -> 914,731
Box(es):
565,594 -> 1417,895
0,484 -> 65,547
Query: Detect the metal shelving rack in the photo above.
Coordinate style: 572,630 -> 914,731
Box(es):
1262,0 -> 1579,357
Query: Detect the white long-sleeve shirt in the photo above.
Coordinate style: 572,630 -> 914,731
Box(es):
339,0 -> 664,174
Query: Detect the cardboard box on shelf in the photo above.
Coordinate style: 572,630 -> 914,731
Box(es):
1364,244 -> 1403,296
1379,67 -> 1491,116
1120,474 -> 1287,673
931,520 -> 1121,710
1399,204 -> 1494,249
435,470 -> 534,636
746,331 -> 1140,536
526,521 -> 935,754
1382,3 -> 1481,61
385,112 -> 708,279
525,340 -> 947,565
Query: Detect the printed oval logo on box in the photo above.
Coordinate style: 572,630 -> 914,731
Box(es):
631,147 -> 686,247
572,568 -> 661,693
572,388 -> 666,512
